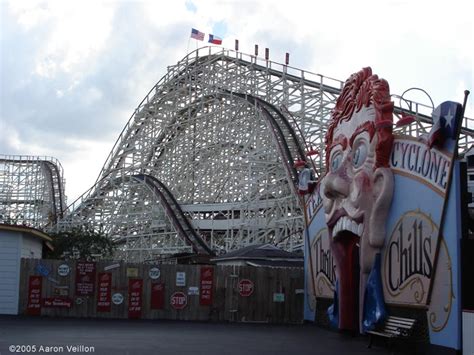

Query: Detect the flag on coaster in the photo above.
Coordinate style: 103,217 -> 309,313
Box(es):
208,34 -> 222,45
191,28 -> 205,41
427,101 -> 463,149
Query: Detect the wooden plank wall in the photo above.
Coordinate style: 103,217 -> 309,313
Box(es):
18,259 -> 304,323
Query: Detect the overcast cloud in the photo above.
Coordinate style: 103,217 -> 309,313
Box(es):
1,0 -> 473,203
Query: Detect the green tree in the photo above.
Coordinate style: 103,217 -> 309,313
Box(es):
46,227 -> 116,260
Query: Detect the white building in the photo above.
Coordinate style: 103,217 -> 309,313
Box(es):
0,224 -> 52,315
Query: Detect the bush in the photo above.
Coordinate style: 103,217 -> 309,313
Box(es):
46,227 -> 115,260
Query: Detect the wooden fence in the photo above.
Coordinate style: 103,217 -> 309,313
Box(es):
19,259 -> 304,323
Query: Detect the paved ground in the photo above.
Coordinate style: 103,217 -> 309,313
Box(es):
0,316 -> 398,355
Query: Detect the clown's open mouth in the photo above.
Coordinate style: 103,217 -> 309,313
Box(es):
327,209 -> 364,239
327,211 -> 362,331
332,216 -> 363,238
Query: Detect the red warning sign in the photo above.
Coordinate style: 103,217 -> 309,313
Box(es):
27,276 -> 42,315
151,282 -> 165,310
128,279 -> 143,319
199,266 -> 214,306
170,291 -> 187,310
238,279 -> 254,297
97,272 -> 112,312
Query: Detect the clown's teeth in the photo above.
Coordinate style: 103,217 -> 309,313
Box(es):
332,216 -> 363,237
350,221 -> 357,233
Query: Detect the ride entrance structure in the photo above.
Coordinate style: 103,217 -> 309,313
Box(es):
303,67 -> 470,354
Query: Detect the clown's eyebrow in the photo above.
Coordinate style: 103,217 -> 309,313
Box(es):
349,121 -> 376,147
328,134 -> 348,153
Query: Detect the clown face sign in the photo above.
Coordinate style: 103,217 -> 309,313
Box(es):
304,67 -> 464,351
318,68 -> 394,331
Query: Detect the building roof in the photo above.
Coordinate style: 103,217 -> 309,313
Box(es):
246,259 -> 304,268
0,223 -> 53,243
212,243 -> 302,263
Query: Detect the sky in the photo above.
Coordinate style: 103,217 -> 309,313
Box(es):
1,0 -> 473,204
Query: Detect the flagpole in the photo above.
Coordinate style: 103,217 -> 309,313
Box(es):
426,90 -> 470,304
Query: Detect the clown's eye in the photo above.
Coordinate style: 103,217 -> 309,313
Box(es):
352,143 -> 367,168
330,152 -> 342,171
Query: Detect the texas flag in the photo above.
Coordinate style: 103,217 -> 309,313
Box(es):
427,101 -> 463,149
208,34 -> 222,45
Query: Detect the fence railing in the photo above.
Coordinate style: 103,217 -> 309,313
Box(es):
19,258 -> 304,323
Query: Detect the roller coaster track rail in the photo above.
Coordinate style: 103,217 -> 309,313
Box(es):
0,154 -> 66,228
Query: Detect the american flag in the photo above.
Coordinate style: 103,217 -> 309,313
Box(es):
191,28 -> 205,41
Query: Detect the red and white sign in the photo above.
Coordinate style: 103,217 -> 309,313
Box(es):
96,272 -> 112,312
75,261 -> 96,296
170,292 -> 187,310
238,279 -> 254,297
128,279 -> 143,319
43,297 -> 72,308
150,282 -> 165,310
199,266 -> 214,306
27,276 -> 42,315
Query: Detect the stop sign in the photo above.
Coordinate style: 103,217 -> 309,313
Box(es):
238,279 -> 254,297
170,292 -> 187,309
